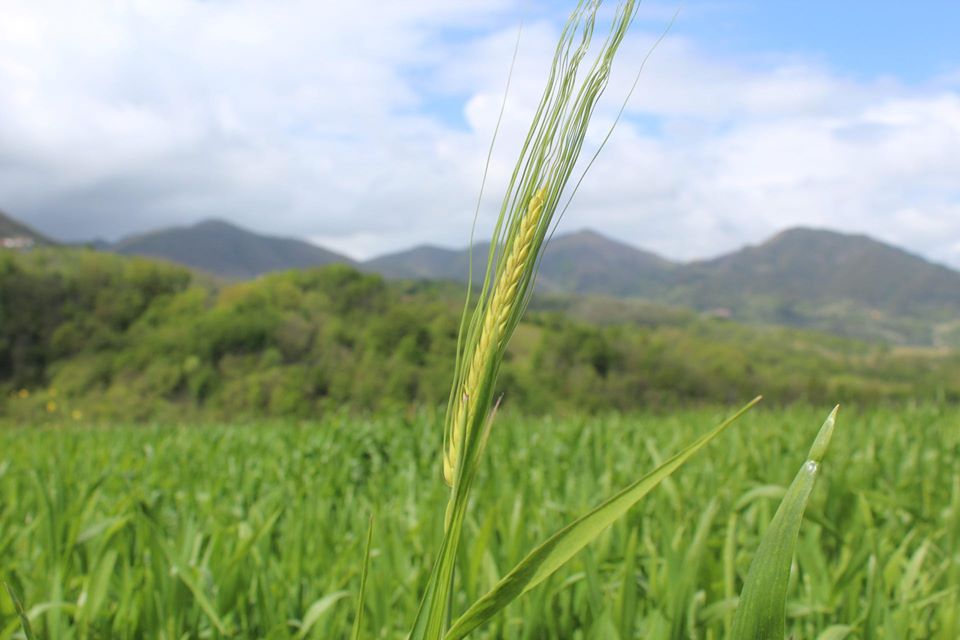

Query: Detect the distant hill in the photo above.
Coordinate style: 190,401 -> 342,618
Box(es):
369,226 -> 960,308
662,228 -> 960,344
108,219 -> 354,279
535,229 -> 676,296
365,226 -> 960,346
4,207 -> 957,345
365,244 -> 468,281
365,229 -> 676,297
671,228 -> 960,311
0,210 -> 54,248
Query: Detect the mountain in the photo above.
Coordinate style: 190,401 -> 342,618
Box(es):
366,229 -> 677,297
109,219 -> 354,279
535,229 -> 676,296
0,210 -> 55,248
662,228 -> 960,343
365,244 -> 468,281
671,227 -> 960,313
6,202 -> 956,345
365,226 -> 960,346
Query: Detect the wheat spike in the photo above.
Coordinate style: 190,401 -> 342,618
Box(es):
443,185 -> 548,486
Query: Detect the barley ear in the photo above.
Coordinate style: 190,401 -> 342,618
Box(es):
442,185 -> 548,487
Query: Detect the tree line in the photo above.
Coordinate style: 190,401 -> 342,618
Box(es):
2,249 -> 958,422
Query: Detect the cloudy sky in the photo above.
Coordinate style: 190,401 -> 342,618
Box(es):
2,1 -> 959,266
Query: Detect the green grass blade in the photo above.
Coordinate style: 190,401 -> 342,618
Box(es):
350,515 -> 374,640
816,624 -> 855,640
78,549 -> 118,626
4,581 -> 35,640
731,405 -> 839,640
170,562 -> 231,635
444,397 -> 762,639
295,592 -> 351,640
617,528 -> 639,638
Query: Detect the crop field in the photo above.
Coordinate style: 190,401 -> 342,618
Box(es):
1,404 -> 957,638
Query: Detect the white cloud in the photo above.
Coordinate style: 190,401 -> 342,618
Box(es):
0,0 -> 958,269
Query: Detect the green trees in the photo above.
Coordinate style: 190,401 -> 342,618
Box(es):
2,248 -> 959,422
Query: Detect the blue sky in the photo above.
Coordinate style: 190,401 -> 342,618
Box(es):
420,2 -> 960,126
678,1 -> 959,82
516,1 -> 960,82
1,0 -> 958,266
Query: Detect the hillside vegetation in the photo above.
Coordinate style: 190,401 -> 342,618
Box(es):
2,248 -> 958,423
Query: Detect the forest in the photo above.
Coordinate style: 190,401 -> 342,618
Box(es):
3,248 -> 958,424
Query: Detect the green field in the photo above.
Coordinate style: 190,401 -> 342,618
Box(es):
2,404 -> 957,638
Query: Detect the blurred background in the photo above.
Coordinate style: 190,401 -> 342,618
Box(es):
2,0 -> 960,421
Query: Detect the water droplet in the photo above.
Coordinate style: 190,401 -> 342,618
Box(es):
805,460 -> 818,473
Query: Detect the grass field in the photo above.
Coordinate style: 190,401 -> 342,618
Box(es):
1,404 -> 958,638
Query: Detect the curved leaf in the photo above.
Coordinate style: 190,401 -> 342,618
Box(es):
4,581 -> 35,640
444,398 -> 761,639
731,405 -> 839,639
817,624 -> 855,640
296,591 -> 351,640
350,515 -> 374,640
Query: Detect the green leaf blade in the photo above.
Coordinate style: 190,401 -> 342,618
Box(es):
171,562 -> 231,636
731,405 -> 839,640
4,581 -> 36,640
350,515 -> 375,640
816,624 -> 856,640
296,592 -> 351,640
444,397 -> 761,640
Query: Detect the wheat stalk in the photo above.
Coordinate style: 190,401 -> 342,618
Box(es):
411,3 -> 645,636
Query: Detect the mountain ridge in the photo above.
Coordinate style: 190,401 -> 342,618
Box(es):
107,218 -> 355,279
3,209 -> 958,345
676,227 -> 960,312
365,224 -> 960,345
0,210 -> 55,247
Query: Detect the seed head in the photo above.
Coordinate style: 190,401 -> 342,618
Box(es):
443,185 -> 548,486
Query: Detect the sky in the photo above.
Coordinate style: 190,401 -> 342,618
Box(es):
1,0 -> 959,266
